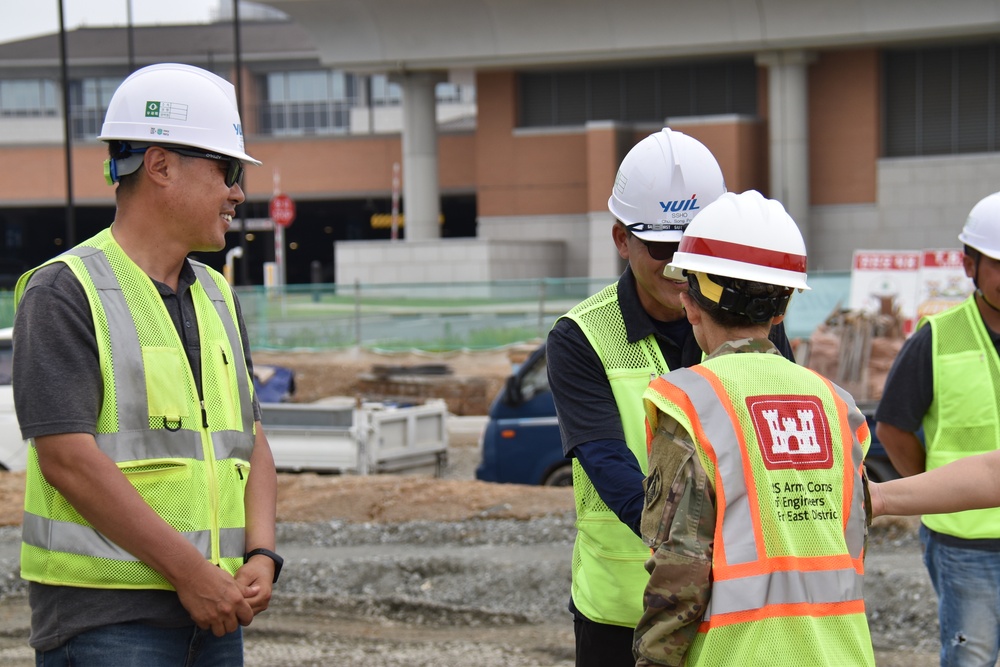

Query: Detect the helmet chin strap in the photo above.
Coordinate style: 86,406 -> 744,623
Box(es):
976,289 -> 1000,314
970,254 -> 1000,313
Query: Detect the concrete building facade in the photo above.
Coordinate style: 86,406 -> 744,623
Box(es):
2,1 -> 1000,285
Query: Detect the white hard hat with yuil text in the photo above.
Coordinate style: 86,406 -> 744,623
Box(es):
99,63 -> 260,166
959,191 -> 1000,260
608,128 -> 726,242
669,190 -> 810,291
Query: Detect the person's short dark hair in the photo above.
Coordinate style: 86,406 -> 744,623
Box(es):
686,272 -> 792,327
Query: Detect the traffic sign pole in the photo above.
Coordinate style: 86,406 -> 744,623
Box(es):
269,171 -> 296,289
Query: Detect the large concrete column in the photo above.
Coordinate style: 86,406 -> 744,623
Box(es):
397,71 -> 445,241
756,51 -> 814,249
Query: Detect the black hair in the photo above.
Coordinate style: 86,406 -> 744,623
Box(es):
686,272 -> 792,327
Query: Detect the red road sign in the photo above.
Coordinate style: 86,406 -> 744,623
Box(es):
269,193 -> 296,227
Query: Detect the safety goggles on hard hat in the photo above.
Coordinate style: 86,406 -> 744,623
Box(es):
163,147 -> 244,188
105,144 -> 244,188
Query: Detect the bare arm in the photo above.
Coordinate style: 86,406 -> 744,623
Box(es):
35,433 -> 256,636
236,424 -> 278,615
875,422 -> 926,478
870,449 -> 1000,518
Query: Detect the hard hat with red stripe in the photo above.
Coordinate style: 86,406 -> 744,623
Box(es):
669,190 -> 808,323
670,190 -> 809,291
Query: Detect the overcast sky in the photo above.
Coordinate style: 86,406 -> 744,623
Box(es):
0,0 -> 218,45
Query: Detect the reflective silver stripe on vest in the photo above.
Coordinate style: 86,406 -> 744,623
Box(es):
95,429 -> 204,462
827,381 -> 868,559
663,367 -> 759,565
22,512 -> 246,561
659,365 -> 868,618
214,429 -> 254,462
703,568 -> 864,620
65,246 -> 148,432
192,262 -> 255,436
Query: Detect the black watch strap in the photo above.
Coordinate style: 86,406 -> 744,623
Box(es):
244,547 -> 283,583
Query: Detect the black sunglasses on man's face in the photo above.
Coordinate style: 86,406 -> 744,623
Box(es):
623,222 -> 682,261
637,237 -> 680,261
164,147 -> 244,188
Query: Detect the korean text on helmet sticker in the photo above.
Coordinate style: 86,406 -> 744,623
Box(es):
144,101 -> 189,121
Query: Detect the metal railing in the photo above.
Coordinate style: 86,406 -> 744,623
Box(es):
234,277 -> 614,351
0,272 -> 850,350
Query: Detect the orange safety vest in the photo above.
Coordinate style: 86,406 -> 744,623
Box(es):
643,353 -> 875,666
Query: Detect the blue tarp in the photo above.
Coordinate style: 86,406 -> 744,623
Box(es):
254,365 -> 296,403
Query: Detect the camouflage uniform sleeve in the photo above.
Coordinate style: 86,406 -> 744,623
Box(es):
634,413 -> 716,667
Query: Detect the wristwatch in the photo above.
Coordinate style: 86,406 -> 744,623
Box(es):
244,547 -> 283,583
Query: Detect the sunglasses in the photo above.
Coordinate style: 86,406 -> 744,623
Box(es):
163,147 -> 244,188
636,238 -> 680,262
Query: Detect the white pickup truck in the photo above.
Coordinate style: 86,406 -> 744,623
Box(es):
0,328 -> 448,476
262,398 -> 449,476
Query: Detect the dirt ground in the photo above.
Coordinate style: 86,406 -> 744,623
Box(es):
0,348 -> 945,666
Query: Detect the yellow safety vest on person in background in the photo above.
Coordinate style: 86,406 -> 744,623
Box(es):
16,228 -> 256,590
644,353 -> 875,667
561,281 -> 668,627
921,295 -> 1000,539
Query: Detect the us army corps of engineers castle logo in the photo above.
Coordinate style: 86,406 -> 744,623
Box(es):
746,396 -> 834,470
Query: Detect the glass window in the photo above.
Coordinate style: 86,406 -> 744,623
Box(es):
287,71 -> 329,101
518,349 -> 550,402
267,73 -> 287,103
371,75 -> 401,106
435,82 -> 463,103
68,77 -> 123,139
260,70 -> 357,136
0,79 -> 59,117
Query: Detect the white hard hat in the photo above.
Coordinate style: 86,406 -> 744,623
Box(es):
100,63 -> 260,167
670,190 -> 810,291
608,128 -> 726,242
959,191 -> 1000,260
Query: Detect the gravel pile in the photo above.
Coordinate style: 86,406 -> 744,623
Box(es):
0,511 -> 942,667
275,514 -> 577,625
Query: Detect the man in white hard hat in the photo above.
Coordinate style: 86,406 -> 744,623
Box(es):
12,63 -> 277,665
638,190 -> 875,666
876,191 -> 1000,667
546,129 -> 796,666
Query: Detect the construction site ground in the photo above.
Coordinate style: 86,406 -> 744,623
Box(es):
0,348 -> 942,666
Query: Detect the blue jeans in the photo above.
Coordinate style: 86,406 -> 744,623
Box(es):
36,623 -> 243,667
921,525 -> 1000,667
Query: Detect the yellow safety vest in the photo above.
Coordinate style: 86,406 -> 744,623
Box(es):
16,228 -> 256,590
644,353 -> 874,666
561,281 -> 668,627
921,295 -> 1000,538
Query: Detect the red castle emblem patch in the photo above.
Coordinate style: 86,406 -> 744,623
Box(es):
746,395 -> 834,470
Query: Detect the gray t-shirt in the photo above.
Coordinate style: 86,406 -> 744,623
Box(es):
12,257 -> 261,651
